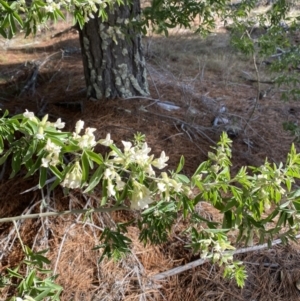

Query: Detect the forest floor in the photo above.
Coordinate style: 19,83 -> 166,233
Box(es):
1,17 -> 300,301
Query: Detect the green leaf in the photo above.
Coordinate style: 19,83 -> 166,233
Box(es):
12,11 -> 23,27
174,173 -> 190,184
0,149 -> 12,165
81,151 -> 89,183
54,8 -> 65,20
25,269 -> 36,287
24,152 -> 44,178
6,267 -> 22,278
0,27 -> 7,38
175,155 -> 185,173
8,13 -> 16,36
10,151 -> 21,178
0,136 -> 4,153
279,201 -> 290,209
34,288 -> 52,301
193,161 -> 208,177
39,167 -> 47,188
222,210 -> 233,228
84,165 -> 104,193
0,0 -> 13,12
49,165 -> 63,180
50,177 -> 62,191
85,149 -> 103,165
22,139 -> 37,163
109,144 -> 124,158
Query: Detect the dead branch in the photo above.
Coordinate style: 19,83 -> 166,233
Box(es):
51,25 -> 78,39
0,205 -> 130,223
152,234 -> 300,281
19,51 -> 62,96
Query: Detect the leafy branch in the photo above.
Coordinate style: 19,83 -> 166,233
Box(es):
2,109 -> 300,287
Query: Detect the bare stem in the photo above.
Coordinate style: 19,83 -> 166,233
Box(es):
244,32 -> 261,131
0,206 -> 130,223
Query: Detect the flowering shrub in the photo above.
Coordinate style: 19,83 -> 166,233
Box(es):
2,109 -> 300,288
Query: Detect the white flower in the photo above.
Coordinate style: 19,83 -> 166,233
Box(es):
53,118 -> 65,129
42,139 -> 61,167
75,120 -> 84,134
61,162 -> 82,189
45,5 -> 53,13
133,143 -> 152,165
74,126 -> 96,149
152,151 -> 169,169
45,139 -> 61,153
144,164 -> 155,176
41,156 -> 51,168
131,194 -> 153,210
131,181 -> 153,210
107,180 -> 116,196
23,109 -> 36,121
99,133 -> 113,146
104,168 -> 114,179
36,133 -> 45,139
50,153 -> 60,166
122,141 -> 132,153
157,182 -> 166,192
116,178 -> 125,190
85,127 -> 96,136
170,179 -> 182,193
78,134 -> 96,149
36,127 -> 45,140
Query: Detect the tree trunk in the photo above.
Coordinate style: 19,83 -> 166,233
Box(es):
78,0 -> 149,100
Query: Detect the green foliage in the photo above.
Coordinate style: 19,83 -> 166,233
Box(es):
3,246 -> 62,301
138,200 -> 177,244
142,0 -> 230,36
229,1 -> 300,101
94,222 -> 132,262
283,121 -> 300,142
3,110 -> 300,288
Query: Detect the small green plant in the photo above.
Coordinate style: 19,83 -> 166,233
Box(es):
1,222 -> 62,301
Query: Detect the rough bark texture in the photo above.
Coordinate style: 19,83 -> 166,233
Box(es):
78,0 -> 149,100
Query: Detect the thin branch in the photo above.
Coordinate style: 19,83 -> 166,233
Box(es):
0,206 -> 130,223
243,37 -> 261,131
152,234 -> 300,281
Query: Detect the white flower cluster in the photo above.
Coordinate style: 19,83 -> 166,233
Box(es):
44,0 -> 61,13
99,133 -> 113,146
76,0 -> 107,22
22,111 -> 185,210
42,139 -> 61,168
103,138 -> 187,209
61,162 -> 83,189
23,110 -> 65,141
103,167 -> 126,196
110,140 -> 169,176
73,120 -> 97,149
156,171 -> 183,200
131,180 -> 153,210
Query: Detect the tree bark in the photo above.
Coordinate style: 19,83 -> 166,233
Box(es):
78,0 -> 149,100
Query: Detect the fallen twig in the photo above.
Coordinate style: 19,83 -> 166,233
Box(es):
152,234 -> 300,281
0,205 -> 130,223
